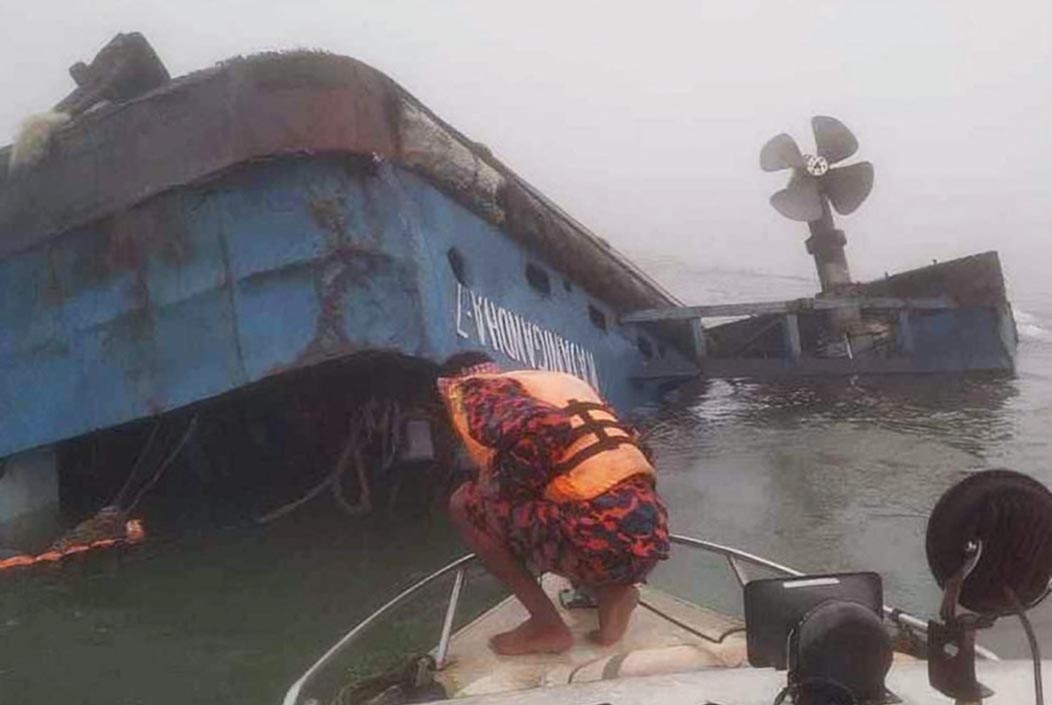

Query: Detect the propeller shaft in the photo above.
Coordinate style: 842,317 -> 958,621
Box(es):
806,199 -> 853,294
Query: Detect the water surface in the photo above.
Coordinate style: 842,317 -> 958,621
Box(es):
2,266 -> 1050,703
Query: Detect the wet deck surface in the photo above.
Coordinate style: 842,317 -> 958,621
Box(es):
435,574 -> 747,698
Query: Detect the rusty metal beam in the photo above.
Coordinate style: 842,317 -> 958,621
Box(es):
621,296 -> 956,323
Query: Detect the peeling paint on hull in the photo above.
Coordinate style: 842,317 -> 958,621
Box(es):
0,157 -> 686,459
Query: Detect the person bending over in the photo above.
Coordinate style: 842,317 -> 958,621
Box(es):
437,351 -> 669,655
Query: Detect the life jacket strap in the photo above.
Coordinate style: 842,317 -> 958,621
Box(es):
564,418 -> 628,445
555,399 -> 641,474
562,399 -> 617,417
553,436 -> 641,475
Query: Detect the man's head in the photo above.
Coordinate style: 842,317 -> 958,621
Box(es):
439,351 -> 498,379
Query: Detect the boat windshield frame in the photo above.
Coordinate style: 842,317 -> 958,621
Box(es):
281,533 -> 998,705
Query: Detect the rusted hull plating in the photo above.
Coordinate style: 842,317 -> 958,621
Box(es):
0,157 -> 687,459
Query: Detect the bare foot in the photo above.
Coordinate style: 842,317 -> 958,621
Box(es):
588,584 -> 639,646
489,618 -> 573,655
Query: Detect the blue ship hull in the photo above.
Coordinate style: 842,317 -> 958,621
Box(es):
0,156 -> 687,460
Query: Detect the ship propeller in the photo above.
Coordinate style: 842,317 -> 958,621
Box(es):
760,116 -> 874,222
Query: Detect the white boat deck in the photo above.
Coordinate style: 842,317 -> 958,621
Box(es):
435,574 -> 749,699
437,660 -> 1051,705
428,572 -> 1026,705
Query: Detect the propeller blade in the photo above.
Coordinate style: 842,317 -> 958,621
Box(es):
822,161 -> 874,215
770,169 -> 824,222
760,133 -> 804,172
811,116 -> 858,164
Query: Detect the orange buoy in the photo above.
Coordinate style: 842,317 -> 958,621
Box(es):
0,555 -> 35,570
0,518 -> 146,572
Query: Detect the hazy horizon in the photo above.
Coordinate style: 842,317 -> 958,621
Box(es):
2,1 -> 1049,299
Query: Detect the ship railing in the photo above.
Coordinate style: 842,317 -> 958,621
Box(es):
281,532 -> 995,705
666,535 -> 997,660
622,296 -> 960,362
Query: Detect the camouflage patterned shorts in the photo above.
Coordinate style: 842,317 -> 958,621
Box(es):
460,474 -> 670,586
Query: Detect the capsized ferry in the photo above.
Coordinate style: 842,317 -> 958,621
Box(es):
0,33 -> 695,536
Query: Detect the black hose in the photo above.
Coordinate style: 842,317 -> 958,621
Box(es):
637,597 -> 745,645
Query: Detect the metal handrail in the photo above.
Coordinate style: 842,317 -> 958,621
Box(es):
281,553 -> 477,705
435,565 -> 467,669
282,533 -> 998,704
668,535 -> 999,661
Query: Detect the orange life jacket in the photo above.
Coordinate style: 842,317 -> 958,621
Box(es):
442,370 -> 654,502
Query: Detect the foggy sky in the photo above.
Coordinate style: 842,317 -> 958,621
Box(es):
1,1 -> 1049,298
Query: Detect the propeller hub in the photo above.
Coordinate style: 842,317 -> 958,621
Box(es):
805,154 -> 829,177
